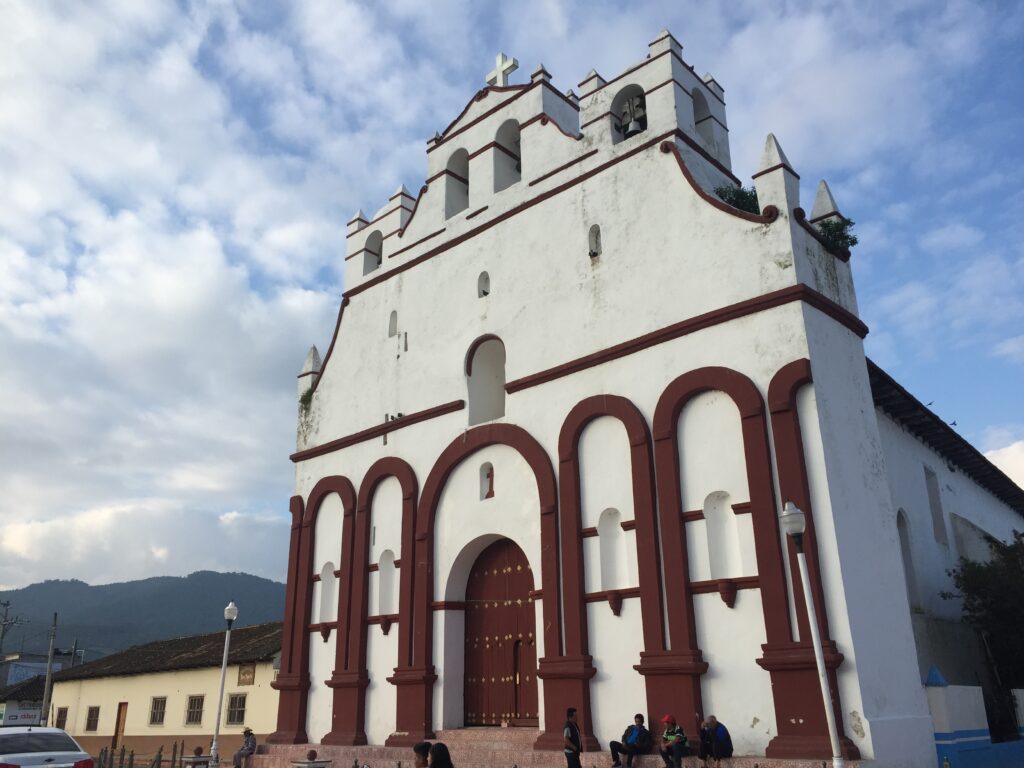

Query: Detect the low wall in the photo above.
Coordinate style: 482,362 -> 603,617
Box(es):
927,684 -> 1024,767
76,732 -> 260,760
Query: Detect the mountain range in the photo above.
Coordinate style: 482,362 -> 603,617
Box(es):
0,571 -> 286,661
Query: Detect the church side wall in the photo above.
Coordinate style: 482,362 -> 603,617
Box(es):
799,307 -> 935,766
876,412 -> 1022,620
875,411 -> 1022,688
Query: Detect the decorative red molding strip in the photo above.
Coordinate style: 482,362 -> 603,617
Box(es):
528,149 -> 599,187
291,400 -> 465,462
506,284 -> 867,394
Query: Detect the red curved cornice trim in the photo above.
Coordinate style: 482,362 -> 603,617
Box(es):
308,296 -> 349,397
660,142 -> 778,224
520,112 -> 583,141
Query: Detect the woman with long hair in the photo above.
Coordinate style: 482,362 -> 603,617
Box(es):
427,742 -> 454,768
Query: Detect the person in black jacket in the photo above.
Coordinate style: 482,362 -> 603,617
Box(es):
609,713 -> 652,767
563,707 -> 583,768
698,716 -> 733,763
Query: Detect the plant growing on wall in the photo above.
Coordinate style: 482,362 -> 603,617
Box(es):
817,218 -> 859,251
942,531 -> 1024,687
714,185 -> 760,215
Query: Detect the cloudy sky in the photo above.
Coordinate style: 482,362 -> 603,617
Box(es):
1,0 -> 1022,590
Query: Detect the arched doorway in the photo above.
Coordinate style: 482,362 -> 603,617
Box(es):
464,538 -> 538,726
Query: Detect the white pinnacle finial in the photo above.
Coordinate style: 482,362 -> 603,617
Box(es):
811,180 -> 841,220
487,52 -> 519,87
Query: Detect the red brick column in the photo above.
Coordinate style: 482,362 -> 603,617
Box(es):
268,495 -> 311,744
761,359 -> 858,760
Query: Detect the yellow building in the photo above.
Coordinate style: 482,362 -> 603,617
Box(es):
50,623 -> 281,757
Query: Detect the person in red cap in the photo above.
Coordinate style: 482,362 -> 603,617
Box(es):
658,714 -> 689,768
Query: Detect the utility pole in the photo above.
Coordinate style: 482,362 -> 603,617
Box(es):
40,613 -> 57,726
0,600 -> 25,658
69,638 -> 78,668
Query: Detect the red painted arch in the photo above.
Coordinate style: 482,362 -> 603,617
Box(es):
556,395 -> 664,737
764,359 -> 858,760
650,366 -> 789,733
324,459 -> 418,746
386,423 -> 559,748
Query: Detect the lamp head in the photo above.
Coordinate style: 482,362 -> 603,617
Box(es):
224,601 -> 239,623
780,501 -> 807,539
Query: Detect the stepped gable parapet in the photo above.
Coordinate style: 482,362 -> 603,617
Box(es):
342,30 -> 754,293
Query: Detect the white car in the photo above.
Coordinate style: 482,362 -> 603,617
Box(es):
0,727 -> 93,768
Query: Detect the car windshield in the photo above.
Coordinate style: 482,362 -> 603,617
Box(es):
0,732 -> 81,754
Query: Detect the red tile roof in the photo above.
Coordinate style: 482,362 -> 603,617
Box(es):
52,622 -> 282,682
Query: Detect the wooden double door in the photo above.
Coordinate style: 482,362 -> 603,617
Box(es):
464,538 -> 539,726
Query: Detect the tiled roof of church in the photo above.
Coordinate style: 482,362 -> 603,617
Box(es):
868,360 -> 1024,515
52,622 -> 281,682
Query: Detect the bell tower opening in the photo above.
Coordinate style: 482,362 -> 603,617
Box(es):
611,84 -> 647,144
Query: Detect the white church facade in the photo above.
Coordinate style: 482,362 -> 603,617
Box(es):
265,32 -> 1024,767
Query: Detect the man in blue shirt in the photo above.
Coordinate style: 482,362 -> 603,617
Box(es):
699,716 -> 733,763
232,727 -> 256,768
609,713 -> 652,767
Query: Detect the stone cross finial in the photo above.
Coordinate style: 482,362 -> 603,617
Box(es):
486,52 -> 519,87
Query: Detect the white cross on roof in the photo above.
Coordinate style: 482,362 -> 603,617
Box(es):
486,52 -> 519,87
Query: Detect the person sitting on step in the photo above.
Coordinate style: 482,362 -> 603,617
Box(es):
699,716 -> 733,765
658,714 -> 690,768
232,727 -> 256,768
609,713 -> 653,767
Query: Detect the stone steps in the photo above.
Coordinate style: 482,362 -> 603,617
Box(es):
255,731 -> 859,768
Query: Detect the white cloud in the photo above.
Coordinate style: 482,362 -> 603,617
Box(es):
918,222 -> 984,252
985,441 -> 1024,491
0,0 -> 1020,589
0,502 -> 287,585
995,336 -> 1024,363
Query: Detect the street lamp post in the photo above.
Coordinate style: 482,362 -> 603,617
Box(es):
779,502 -> 845,768
210,601 -> 239,767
